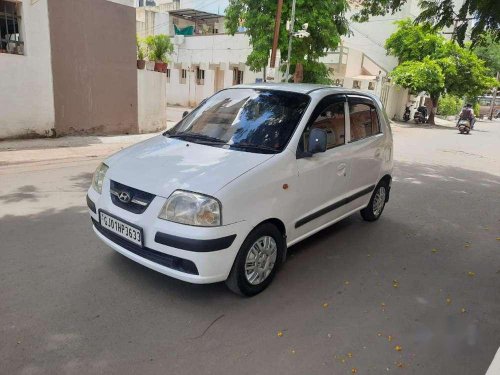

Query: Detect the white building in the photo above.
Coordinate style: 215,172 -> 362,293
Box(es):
1,0 -> 167,139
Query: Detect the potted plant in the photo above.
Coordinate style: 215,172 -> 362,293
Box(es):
145,34 -> 173,73
136,35 -> 146,69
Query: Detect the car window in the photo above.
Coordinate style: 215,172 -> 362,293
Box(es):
349,103 -> 380,142
309,102 -> 346,149
298,98 -> 346,153
166,89 -> 310,153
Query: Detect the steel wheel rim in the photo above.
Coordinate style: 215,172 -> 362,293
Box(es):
373,186 -> 386,217
245,236 -> 277,285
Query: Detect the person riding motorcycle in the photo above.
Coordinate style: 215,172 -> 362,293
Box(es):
458,103 -> 475,129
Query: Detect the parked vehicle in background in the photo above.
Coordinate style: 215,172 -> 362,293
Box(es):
403,105 -> 411,122
477,96 -> 500,118
414,106 -> 428,123
87,83 -> 393,296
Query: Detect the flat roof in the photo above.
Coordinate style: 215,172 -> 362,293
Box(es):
169,8 -> 223,21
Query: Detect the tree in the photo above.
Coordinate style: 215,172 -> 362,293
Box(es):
386,20 -> 496,124
353,0 -> 500,46
225,0 -> 349,83
473,33 -> 500,75
390,58 -> 445,123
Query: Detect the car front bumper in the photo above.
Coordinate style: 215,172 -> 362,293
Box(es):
87,182 -> 247,284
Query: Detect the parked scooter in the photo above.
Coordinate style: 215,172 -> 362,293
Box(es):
457,119 -> 471,134
413,106 -> 428,124
403,105 -> 411,122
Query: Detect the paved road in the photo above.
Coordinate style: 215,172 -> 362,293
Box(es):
1,121 -> 499,374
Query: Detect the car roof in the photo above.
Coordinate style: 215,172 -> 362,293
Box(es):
235,83 -> 339,94
233,83 -> 379,99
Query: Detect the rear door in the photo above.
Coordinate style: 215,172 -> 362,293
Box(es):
344,95 -> 385,210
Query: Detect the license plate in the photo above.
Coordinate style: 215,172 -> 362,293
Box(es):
99,211 -> 143,247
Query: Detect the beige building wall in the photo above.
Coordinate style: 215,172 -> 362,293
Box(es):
137,69 -> 167,132
47,0 -> 138,135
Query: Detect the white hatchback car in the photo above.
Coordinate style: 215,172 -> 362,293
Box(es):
87,83 -> 393,296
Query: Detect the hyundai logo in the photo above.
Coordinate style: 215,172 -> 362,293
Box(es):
118,191 -> 131,203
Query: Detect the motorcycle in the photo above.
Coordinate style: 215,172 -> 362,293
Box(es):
403,105 -> 411,122
457,119 -> 471,134
413,106 -> 428,124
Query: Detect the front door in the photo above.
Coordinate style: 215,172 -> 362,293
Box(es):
292,95 -> 353,241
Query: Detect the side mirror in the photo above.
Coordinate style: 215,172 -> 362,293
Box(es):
182,111 -> 189,118
308,128 -> 327,154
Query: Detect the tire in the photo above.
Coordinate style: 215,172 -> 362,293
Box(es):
360,182 -> 388,222
225,223 -> 285,297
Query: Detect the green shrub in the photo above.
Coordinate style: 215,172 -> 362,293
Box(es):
136,35 -> 145,60
473,102 -> 480,117
145,34 -> 173,63
437,95 -> 462,116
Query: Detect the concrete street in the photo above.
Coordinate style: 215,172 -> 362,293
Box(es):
1,120 -> 499,374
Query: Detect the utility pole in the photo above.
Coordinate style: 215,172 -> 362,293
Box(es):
284,0 -> 297,82
269,0 -> 283,69
488,71 -> 499,120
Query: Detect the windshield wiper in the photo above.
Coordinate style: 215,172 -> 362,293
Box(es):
229,143 -> 279,154
167,132 -> 225,144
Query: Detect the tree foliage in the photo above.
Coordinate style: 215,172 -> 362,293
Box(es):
353,0 -> 500,46
386,19 -> 497,123
473,33 -> 500,75
225,0 -> 349,83
390,58 -> 445,98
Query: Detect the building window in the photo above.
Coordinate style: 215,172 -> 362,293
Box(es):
233,68 -> 244,85
196,67 -> 205,85
352,80 -> 361,89
368,81 -> 375,90
180,69 -> 187,84
166,68 -> 171,83
0,0 -> 23,55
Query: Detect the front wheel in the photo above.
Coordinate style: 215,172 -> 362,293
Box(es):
225,223 -> 285,296
360,183 -> 388,221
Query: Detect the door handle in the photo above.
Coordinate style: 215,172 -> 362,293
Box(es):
337,163 -> 347,176
375,149 -> 382,158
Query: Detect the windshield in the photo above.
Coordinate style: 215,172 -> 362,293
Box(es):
165,88 -> 310,153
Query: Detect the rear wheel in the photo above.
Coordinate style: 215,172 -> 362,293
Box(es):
361,182 -> 388,222
225,223 -> 285,296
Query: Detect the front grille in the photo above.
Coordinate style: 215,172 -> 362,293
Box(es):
110,180 -> 155,214
92,218 -> 199,275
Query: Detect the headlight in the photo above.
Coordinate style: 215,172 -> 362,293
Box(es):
91,163 -> 108,194
159,190 -> 221,227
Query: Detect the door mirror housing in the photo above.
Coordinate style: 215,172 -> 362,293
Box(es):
308,128 -> 327,154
